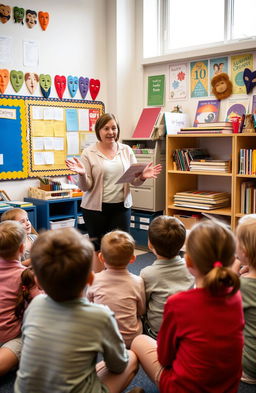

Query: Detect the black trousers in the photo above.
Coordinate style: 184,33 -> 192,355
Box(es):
82,202 -> 131,251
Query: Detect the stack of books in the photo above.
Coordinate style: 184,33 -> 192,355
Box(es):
5,201 -> 33,207
173,190 -> 231,210
0,202 -> 12,211
179,121 -> 233,134
189,159 -> 231,173
172,148 -> 211,171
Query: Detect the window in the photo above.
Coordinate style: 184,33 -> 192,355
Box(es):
143,0 -> 256,58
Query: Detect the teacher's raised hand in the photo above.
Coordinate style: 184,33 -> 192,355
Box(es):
140,162 -> 162,181
65,157 -> 85,175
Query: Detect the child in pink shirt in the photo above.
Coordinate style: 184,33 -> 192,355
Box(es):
0,221 -> 41,376
87,230 -> 146,348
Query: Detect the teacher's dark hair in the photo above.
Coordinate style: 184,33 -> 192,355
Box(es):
95,113 -> 120,141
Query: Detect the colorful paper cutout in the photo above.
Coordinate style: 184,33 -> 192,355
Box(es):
68,75 -> 79,98
38,11 -> 49,31
13,6 -> 24,24
39,74 -> 51,98
0,4 -> 11,23
54,75 -> 66,100
79,77 -> 89,99
25,72 -> 39,94
26,9 -> 37,28
10,70 -> 24,92
0,69 -> 10,94
243,68 -> 256,94
89,78 -> 100,100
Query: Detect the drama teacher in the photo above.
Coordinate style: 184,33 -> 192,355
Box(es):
66,113 -> 162,270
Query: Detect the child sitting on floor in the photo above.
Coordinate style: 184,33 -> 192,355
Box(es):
87,230 -> 146,348
132,219 -> 244,393
1,208 -> 37,266
140,215 -> 194,338
15,267 -> 40,320
0,221 -> 41,376
235,216 -> 256,385
14,227 -> 139,393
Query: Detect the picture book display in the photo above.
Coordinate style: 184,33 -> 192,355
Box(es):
193,100 -> 220,126
132,107 -> 162,138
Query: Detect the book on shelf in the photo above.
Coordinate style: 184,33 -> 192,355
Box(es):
178,127 -> 233,134
240,181 -> 256,214
197,121 -> 232,128
239,149 -> 256,175
193,100 -> 220,127
173,201 -> 230,210
172,148 -> 211,171
6,201 -> 33,207
174,190 -> 230,199
189,159 -> 230,172
174,195 -> 230,204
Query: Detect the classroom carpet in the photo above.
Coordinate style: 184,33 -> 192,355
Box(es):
1,252 -> 256,393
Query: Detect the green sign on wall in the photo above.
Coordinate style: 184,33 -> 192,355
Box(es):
147,75 -> 165,106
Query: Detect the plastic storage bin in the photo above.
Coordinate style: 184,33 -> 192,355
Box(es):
130,209 -> 163,248
49,218 -> 75,230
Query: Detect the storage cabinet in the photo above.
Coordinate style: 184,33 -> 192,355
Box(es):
122,138 -> 166,212
166,133 -> 254,230
24,197 -> 86,231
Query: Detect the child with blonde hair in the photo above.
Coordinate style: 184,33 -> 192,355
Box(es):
1,208 -> 37,266
15,227 -> 139,393
236,216 -> 256,384
0,221 -> 40,376
140,215 -> 194,338
87,230 -> 146,348
131,220 -> 244,393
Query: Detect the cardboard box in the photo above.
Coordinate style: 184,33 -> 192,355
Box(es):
174,214 -> 200,230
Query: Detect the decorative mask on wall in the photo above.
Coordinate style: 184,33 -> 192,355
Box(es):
79,77 -> 89,99
10,70 -> 24,92
243,68 -> 256,94
0,4 -> 11,23
26,9 -> 37,28
13,6 -> 24,24
68,75 -> 79,98
54,75 -> 66,100
38,11 -> 49,31
89,78 -> 100,100
211,72 -> 233,100
0,69 -> 10,94
25,72 -> 39,94
39,74 -> 51,98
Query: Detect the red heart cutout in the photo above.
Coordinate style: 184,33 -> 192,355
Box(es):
54,75 -> 66,99
89,78 -> 100,100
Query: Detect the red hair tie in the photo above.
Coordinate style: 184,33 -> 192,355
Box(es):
213,261 -> 223,268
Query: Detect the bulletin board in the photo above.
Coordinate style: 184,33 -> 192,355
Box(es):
26,97 -> 105,177
0,97 -> 28,180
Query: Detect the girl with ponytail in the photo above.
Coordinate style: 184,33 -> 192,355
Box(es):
131,219 -> 244,393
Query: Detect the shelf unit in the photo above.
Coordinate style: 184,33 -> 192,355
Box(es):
166,133 -> 256,230
24,197 -> 85,231
122,138 -> 166,212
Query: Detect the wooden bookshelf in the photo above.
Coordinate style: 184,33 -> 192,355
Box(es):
166,133 -> 256,230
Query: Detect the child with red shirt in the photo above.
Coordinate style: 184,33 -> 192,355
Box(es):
131,220 -> 244,393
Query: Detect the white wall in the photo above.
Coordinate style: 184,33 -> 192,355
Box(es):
0,0 -> 108,200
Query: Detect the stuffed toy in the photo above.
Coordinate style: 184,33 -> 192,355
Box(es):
211,72 -> 233,100
243,68 -> 256,94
